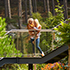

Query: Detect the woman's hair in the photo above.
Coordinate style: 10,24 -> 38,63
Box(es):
27,18 -> 34,24
34,19 -> 40,27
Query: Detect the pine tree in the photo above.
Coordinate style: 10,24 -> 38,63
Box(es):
43,0 -> 46,12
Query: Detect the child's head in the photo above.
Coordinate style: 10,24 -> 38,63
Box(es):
27,18 -> 34,27
34,19 -> 39,27
27,18 -> 33,24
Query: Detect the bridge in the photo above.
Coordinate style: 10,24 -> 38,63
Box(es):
0,29 -> 68,70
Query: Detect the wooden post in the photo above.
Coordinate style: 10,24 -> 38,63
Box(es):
20,33 -> 24,55
34,64 -> 36,70
51,32 -> 55,50
34,31 -> 36,56
68,44 -> 70,70
28,64 -> 33,70
17,32 -> 19,57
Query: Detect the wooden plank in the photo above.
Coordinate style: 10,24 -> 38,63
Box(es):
6,29 -> 54,33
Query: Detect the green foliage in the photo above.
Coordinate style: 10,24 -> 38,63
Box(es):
0,17 -> 22,57
31,12 -> 51,50
55,1 -> 64,20
6,15 -> 21,24
54,20 -> 70,44
1,64 -> 28,70
28,0 -> 65,53
6,17 -> 16,24
41,0 -> 65,50
16,64 -> 28,70
32,12 -> 42,22
45,12 -> 55,28
31,12 -> 46,29
25,0 -> 66,56
45,1 -> 64,29
25,41 -> 33,54
36,64 -> 45,70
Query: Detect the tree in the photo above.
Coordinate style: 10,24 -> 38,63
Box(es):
38,0 -> 40,2
54,20 -> 70,70
42,0 -> 64,51
4,0 -> 8,18
63,0 -> 68,19
46,0 -> 50,17
7,0 -> 11,19
24,0 -> 27,23
4,0 -> 8,29
18,0 -> 22,29
29,0 -> 32,16
52,0 -> 55,16
43,0 -> 46,12
0,17 -> 22,57
32,12 -> 42,22
34,0 -> 37,12
32,0 -> 35,12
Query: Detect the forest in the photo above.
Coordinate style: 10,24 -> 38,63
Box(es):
0,0 -> 70,70
0,0 -> 70,30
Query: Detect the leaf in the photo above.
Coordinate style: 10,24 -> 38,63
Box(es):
54,27 -> 58,31
61,21 -> 64,26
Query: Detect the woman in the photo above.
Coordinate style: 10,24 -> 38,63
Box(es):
27,18 -> 45,56
33,19 -> 45,56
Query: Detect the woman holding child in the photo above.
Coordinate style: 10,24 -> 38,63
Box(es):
27,18 -> 45,57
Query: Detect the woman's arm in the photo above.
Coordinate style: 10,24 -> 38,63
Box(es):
37,25 -> 41,33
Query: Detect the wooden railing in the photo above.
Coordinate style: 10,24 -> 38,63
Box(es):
5,29 -> 61,57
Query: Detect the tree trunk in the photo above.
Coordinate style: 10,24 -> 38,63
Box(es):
43,0 -> 46,12
29,0 -> 32,16
18,0 -> 22,29
68,44 -> 70,70
7,0 -> 11,19
4,0 -> 8,18
34,0 -> 37,12
52,0 -> 55,16
38,0 -> 40,2
63,0 -> 68,20
4,0 -> 8,30
46,0 -> 50,17
24,0 -> 27,23
32,0 -> 35,12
